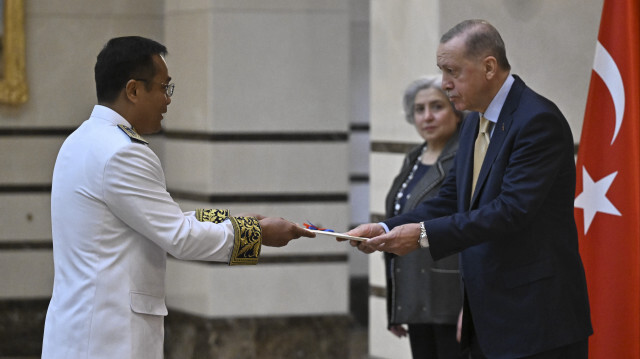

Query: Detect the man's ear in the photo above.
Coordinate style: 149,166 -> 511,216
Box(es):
124,79 -> 139,103
483,56 -> 498,80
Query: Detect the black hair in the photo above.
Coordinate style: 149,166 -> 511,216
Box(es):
94,36 -> 167,103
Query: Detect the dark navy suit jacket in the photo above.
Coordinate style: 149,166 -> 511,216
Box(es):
385,76 -> 592,358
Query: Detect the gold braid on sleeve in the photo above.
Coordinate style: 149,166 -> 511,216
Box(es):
195,209 -> 262,265
195,209 -> 231,223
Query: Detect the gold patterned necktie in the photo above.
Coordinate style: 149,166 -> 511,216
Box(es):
471,116 -> 491,196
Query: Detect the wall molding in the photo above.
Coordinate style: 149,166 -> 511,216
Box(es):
169,190 -> 348,203
0,243 -> 347,265
0,128 -> 73,136
0,184 -> 51,192
164,130 -> 348,142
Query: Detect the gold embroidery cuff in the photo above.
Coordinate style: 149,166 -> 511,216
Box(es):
195,209 -> 231,223
195,209 -> 261,265
228,216 -> 262,265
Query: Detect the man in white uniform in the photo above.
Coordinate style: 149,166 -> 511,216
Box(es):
42,36 -> 314,359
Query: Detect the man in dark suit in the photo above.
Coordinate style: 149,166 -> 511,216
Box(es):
348,20 -> 592,358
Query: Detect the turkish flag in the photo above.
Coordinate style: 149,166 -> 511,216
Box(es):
574,0 -> 640,358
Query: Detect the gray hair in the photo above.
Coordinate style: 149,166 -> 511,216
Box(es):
441,19 -> 511,71
403,76 -> 463,124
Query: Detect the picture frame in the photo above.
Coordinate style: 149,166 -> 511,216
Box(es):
0,0 -> 28,105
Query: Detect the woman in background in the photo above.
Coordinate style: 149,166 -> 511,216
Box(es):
384,77 -> 465,358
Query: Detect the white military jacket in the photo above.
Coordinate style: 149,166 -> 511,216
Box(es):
42,105 -> 261,359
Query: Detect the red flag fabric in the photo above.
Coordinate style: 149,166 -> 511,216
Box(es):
574,0 -> 640,357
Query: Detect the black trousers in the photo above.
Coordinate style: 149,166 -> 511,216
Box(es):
408,323 -> 465,359
469,335 -> 588,359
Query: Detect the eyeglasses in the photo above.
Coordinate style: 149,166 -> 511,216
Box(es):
134,79 -> 175,97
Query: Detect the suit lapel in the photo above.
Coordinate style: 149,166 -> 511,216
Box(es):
470,76 -> 526,207
460,114 -> 478,207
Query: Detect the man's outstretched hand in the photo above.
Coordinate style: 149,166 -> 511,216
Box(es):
259,217 -> 315,247
340,223 -> 386,254
366,223 -> 421,256
341,222 -> 422,256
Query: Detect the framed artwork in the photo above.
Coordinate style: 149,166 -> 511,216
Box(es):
0,0 -> 28,105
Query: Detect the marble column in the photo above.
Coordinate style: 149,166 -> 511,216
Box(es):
368,0 -> 441,357
161,1 -> 353,354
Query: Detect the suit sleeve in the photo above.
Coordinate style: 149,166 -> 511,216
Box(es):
383,128 -> 465,229
384,166 -> 459,228
102,144 -> 260,264
427,111 -> 573,260
386,109 -> 573,260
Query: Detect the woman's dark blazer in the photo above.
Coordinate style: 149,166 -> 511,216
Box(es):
383,131 -> 462,326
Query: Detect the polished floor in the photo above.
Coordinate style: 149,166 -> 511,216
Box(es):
3,327 -> 368,359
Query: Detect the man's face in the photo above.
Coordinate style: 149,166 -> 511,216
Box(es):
436,35 -> 489,113
134,54 -> 172,135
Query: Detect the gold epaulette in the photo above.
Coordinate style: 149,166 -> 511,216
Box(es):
117,124 -> 148,145
195,209 -> 262,265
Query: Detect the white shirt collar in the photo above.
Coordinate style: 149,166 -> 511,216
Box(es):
90,105 -> 132,128
480,74 -> 515,124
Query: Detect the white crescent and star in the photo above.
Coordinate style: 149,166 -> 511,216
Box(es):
574,41 -> 625,235
574,167 -> 621,234
593,41 -> 625,145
